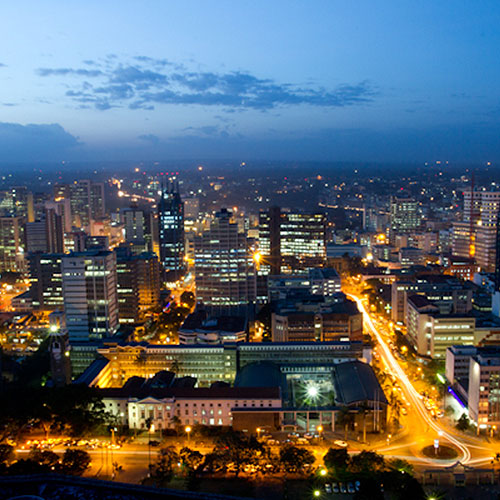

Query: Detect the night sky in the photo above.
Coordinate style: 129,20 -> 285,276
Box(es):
1,1 -> 500,163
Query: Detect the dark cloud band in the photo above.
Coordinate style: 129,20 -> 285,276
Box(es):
36,56 -> 374,112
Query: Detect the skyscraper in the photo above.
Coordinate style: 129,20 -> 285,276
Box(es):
453,189 -> 500,272
54,180 -> 106,231
158,181 -> 185,280
115,246 -> 161,324
28,253 -> 64,310
259,207 -> 327,275
62,250 -> 119,341
194,208 -> 256,315
389,196 -> 421,236
0,216 -> 24,272
122,204 -> 153,253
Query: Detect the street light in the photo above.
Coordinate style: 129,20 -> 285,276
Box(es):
185,425 -> 192,444
313,490 -> 321,498
256,427 -> 261,439
317,425 -> 323,439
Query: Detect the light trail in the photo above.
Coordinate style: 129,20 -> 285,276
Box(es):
347,293 -> 472,465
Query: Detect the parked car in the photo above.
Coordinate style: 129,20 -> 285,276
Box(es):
325,483 -> 332,493
347,482 -> 356,493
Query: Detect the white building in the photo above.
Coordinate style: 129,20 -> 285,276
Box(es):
62,250 -> 118,341
102,387 -> 282,430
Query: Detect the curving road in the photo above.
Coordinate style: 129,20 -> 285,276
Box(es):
347,293 -> 473,465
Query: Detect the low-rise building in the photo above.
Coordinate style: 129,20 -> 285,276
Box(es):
272,294 -> 362,342
178,311 -> 247,344
83,339 -> 367,388
101,384 -> 282,430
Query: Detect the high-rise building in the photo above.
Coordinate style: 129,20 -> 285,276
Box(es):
25,208 -> 65,255
158,182 -> 185,279
115,246 -> 161,323
45,198 -> 72,234
90,182 -> 106,221
45,208 -> 65,253
0,186 -> 34,221
258,207 -> 327,275
122,205 -> 152,253
389,196 -> 421,236
62,250 -> 119,341
0,216 -> 25,272
194,208 -> 256,315
28,253 -> 64,310
54,180 -> 106,231
25,220 -> 47,253
452,189 -> 500,272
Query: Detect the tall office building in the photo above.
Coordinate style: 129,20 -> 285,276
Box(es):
45,198 -> 72,234
28,253 -> 64,310
25,209 -> 64,255
0,216 -> 25,272
452,189 -> 500,272
258,207 -> 327,275
90,182 -> 106,220
122,205 -> 152,253
0,186 -> 34,221
158,182 -> 185,280
54,180 -> 105,231
389,196 -> 421,236
115,246 -> 161,323
194,208 -> 256,315
45,208 -> 65,253
62,250 -> 119,341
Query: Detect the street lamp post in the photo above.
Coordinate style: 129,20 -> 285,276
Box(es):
185,425 -> 192,444
256,427 -> 261,439
317,425 -> 323,440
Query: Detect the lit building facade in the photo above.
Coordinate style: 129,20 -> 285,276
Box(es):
62,250 -> 119,341
28,253 -> 64,310
389,196 -> 421,236
158,182 -> 185,279
259,207 -> 327,274
194,208 -> 256,315
90,340 -> 366,388
0,216 -> 25,272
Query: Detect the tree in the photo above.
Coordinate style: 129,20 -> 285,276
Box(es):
323,447 -> 349,474
389,392 -> 403,428
180,291 -> 195,309
180,447 -> 204,474
349,451 -> 385,475
0,444 -> 14,464
28,449 -> 60,469
214,430 -> 263,477
59,449 -> 91,476
456,413 -> 471,432
279,445 -> 315,473
151,446 -> 179,486
387,458 -> 414,476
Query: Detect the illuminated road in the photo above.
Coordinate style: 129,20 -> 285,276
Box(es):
347,293 -> 474,466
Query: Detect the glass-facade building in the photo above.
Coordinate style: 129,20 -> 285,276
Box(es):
158,182 -> 185,280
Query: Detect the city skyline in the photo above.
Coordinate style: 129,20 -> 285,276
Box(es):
1,1 -> 500,163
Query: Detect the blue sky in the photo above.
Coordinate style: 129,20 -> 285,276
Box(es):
1,1 -> 500,163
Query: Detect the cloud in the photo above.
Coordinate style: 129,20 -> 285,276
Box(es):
138,133 -> 160,145
37,67 -> 103,77
0,122 -> 81,161
35,56 -> 375,112
0,63 -> 6,68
